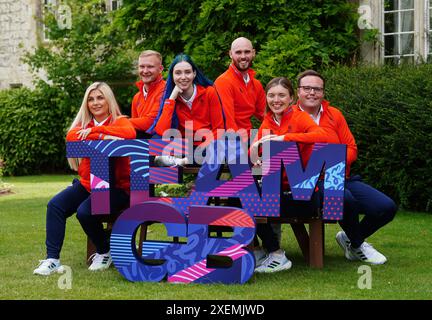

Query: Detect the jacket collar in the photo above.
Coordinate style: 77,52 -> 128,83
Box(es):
264,106 -> 293,122
229,63 -> 256,82
177,84 -> 207,106
89,115 -> 112,127
294,99 -> 330,113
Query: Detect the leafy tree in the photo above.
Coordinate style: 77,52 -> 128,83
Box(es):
110,0 -> 361,81
23,0 -> 138,116
24,0 -> 363,110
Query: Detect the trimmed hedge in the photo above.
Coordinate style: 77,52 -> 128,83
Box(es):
324,64 -> 432,212
0,87 -> 72,175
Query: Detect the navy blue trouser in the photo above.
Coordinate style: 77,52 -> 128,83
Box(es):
257,176 -> 397,252
340,175 -> 397,248
45,179 -> 129,259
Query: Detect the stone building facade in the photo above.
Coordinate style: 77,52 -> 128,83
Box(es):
0,0 -> 121,90
0,0 -> 41,89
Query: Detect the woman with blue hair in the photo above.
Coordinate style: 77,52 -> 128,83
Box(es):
148,54 -> 225,165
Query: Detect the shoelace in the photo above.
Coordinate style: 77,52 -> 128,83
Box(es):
88,253 -> 109,264
259,255 -> 273,267
261,253 -> 282,267
37,259 -> 50,267
360,242 -> 374,250
355,242 -> 376,259
88,253 -> 101,263
36,259 -> 59,270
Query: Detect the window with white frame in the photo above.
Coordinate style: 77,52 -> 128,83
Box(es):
42,0 -> 55,42
383,0 -> 415,64
107,0 -> 122,11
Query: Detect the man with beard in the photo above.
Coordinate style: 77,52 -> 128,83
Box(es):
130,50 -> 166,138
215,37 -> 266,134
215,37 -> 268,267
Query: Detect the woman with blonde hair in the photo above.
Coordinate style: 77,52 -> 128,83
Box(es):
34,82 -> 135,276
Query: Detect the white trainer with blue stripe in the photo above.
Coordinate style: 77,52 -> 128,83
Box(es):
33,259 -> 65,276
88,252 -> 112,271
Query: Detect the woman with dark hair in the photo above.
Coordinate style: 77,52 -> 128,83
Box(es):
147,54 -> 225,166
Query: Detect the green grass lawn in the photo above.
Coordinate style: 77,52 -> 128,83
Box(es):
0,175 -> 431,300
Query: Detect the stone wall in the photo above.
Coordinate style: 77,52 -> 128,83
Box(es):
0,0 -> 39,90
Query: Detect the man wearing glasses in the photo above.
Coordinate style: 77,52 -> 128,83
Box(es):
293,69 -> 397,265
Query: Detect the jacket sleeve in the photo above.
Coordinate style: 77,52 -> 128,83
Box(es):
66,126 -> 106,141
255,118 -> 273,142
283,112 -> 329,143
87,117 -> 136,139
248,119 -> 273,158
131,94 -> 139,118
208,87 -> 226,138
130,88 -> 164,132
333,109 -> 358,167
130,101 -> 161,132
253,81 -> 266,122
215,79 -> 239,132
154,99 -> 176,136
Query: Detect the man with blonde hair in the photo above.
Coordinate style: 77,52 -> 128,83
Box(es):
130,50 -> 166,138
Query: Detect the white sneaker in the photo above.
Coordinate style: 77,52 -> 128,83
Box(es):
253,247 -> 267,268
33,259 -> 64,276
336,231 -> 354,260
255,250 -> 292,273
346,242 -> 387,265
154,156 -> 187,167
88,252 -> 112,271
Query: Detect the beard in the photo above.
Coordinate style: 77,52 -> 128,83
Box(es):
234,60 -> 252,72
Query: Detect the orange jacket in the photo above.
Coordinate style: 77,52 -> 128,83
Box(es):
154,85 -> 225,144
66,116 -> 136,192
129,75 -> 166,133
215,64 -> 266,133
256,107 -> 328,167
293,100 -> 358,176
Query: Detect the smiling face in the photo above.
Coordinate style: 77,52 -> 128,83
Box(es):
87,89 -> 109,122
138,55 -> 163,87
266,84 -> 293,116
229,38 -> 255,72
297,75 -> 325,111
172,61 -> 196,93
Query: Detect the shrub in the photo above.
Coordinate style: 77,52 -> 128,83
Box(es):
23,0 -> 138,116
112,0 -> 360,80
0,87 -> 70,175
323,64 -> 432,212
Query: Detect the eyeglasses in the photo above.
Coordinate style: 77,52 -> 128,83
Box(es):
299,86 -> 324,94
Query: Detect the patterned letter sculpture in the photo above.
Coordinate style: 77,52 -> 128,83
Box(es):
66,139 -> 346,283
